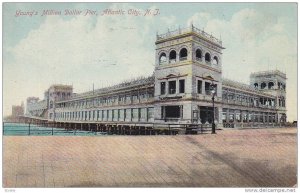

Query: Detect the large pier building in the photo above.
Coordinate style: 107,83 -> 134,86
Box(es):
25,25 -> 287,130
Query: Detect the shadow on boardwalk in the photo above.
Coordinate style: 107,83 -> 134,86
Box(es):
3,127 -> 297,187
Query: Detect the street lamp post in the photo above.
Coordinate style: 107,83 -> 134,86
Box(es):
210,83 -> 217,134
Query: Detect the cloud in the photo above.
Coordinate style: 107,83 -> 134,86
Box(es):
230,8 -> 276,42
188,8 -> 296,75
4,3 -> 157,116
187,12 -> 211,27
9,7 -> 155,82
187,8 -> 297,121
4,5 -> 297,121
161,15 -> 177,26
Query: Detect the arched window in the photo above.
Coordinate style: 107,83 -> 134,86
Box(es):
212,56 -> 219,65
196,49 -> 202,60
278,99 -> 281,107
268,82 -> 274,89
205,53 -> 211,63
159,53 -> 167,65
179,48 -> 187,61
169,50 -> 176,63
261,82 -> 266,89
254,83 -> 258,88
278,82 -> 281,89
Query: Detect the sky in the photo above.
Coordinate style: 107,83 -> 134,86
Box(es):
3,2 -> 298,121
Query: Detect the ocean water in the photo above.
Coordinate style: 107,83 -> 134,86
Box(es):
3,123 -> 106,136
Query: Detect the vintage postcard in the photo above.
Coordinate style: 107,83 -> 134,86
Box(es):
2,2 -> 297,191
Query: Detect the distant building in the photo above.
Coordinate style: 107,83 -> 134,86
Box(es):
11,102 -> 24,119
25,25 -> 287,128
26,85 -> 73,119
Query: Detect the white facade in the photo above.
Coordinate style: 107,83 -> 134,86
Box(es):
26,26 -> 287,128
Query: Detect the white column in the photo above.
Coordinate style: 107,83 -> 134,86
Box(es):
166,80 -> 169,95
176,79 -> 179,94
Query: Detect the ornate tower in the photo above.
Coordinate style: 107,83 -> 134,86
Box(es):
154,24 -> 224,124
47,85 -> 73,121
250,70 -> 287,122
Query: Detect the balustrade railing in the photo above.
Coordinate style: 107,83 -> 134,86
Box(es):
156,25 -> 222,45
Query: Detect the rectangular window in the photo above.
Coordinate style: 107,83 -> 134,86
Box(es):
160,82 -> 166,95
126,109 -> 131,121
197,80 -> 202,94
132,108 -> 139,119
243,113 -> 247,122
147,107 -> 154,120
119,95 -> 124,102
248,113 -> 252,122
260,114 -> 264,122
236,113 -> 241,122
179,79 -> 185,93
222,112 -> 226,122
205,82 -> 211,95
103,110 -> 107,120
114,109 -> 118,121
125,95 -> 130,102
107,110 -> 111,120
165,106 -> 181,118
169,81 -> 176,94
119,109 -> 124,121
133,95 -> 138,101
140,108 -> 146,119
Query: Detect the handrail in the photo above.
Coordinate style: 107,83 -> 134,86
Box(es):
3,122 -> 214,136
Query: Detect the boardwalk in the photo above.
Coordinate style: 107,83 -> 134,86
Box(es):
3,128 -> 297,187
